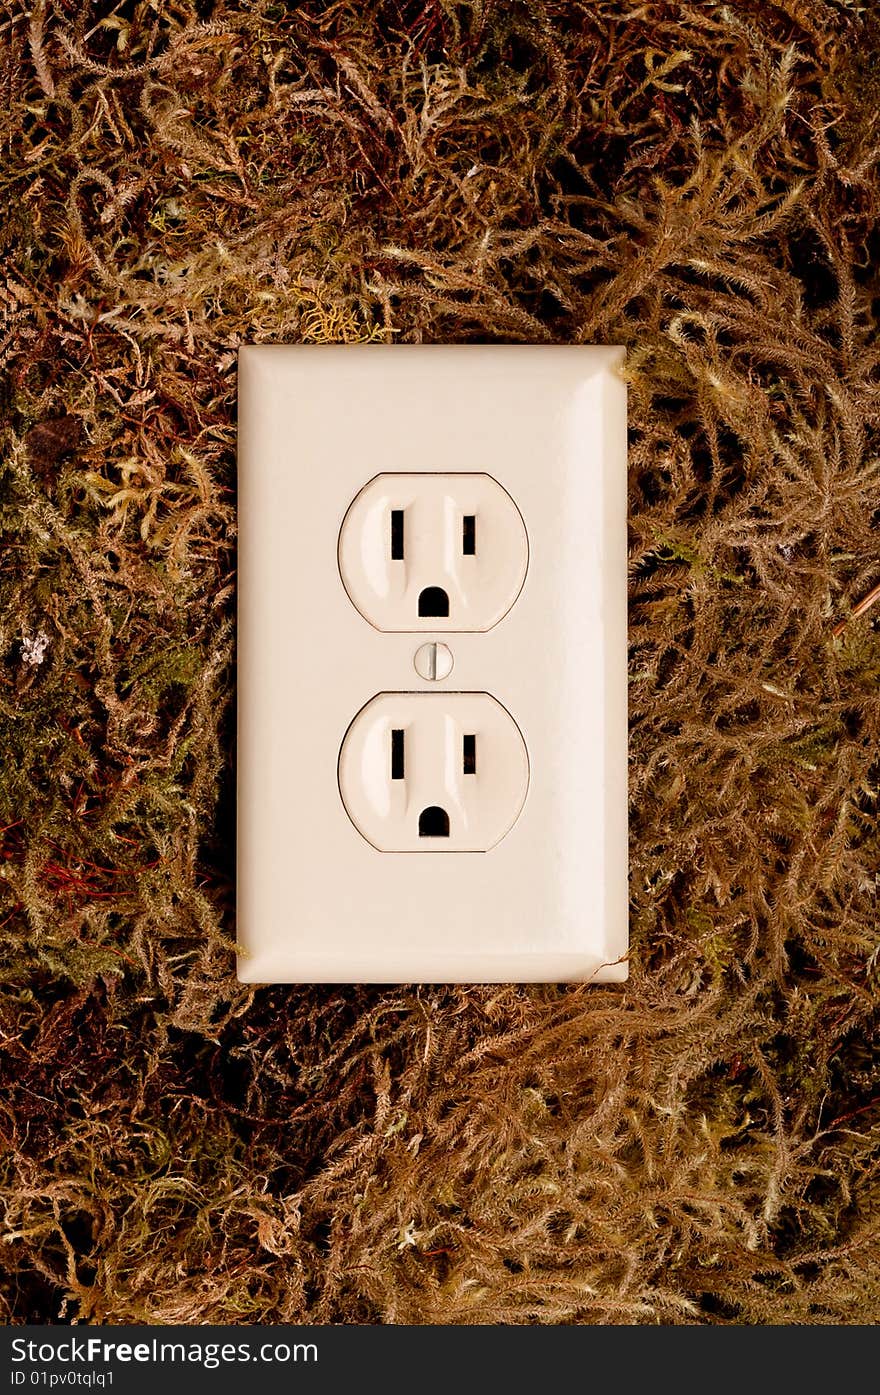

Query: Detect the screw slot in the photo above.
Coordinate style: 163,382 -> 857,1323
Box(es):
413,642 -> 454,681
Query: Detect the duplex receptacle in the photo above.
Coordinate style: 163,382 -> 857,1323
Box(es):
338,469 -> 531,855
237,345 -> 628,983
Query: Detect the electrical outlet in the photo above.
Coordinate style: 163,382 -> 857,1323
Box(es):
338,472 -> 529,631
338,692 -> 530,852
237,346 -> 628,983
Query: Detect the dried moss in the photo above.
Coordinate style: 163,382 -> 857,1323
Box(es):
1,0 -> 878,1325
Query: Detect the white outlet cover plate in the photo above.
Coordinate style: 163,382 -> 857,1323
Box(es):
237,346 -> 628,983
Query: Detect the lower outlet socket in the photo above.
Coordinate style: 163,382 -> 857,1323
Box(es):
338,692 -> 529,852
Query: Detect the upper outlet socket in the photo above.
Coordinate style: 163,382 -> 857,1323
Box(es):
338,472 -> 528,631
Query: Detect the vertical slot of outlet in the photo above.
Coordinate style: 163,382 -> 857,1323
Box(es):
463,734 -> 476,775
462,514 -> 476,555
390,509 -> 404,560
391,728 -> 405,780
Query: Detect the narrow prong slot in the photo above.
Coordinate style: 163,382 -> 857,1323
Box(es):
462,514 -> 476,555
463,733 -> 476,775
391,728 -> 405,780
391,509 -> 404,560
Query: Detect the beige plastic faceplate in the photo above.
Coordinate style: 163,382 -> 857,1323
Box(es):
237,346 -> 628,983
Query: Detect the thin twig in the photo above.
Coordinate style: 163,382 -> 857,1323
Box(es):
832,582 -> 880,637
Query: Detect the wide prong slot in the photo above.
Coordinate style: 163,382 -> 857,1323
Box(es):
462,514 -> 476,555
463,733 -> 476,775
390,509 -> 404,560
391,728 -> 405,780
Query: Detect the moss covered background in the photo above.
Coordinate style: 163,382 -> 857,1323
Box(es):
1,0 -> 879,1324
